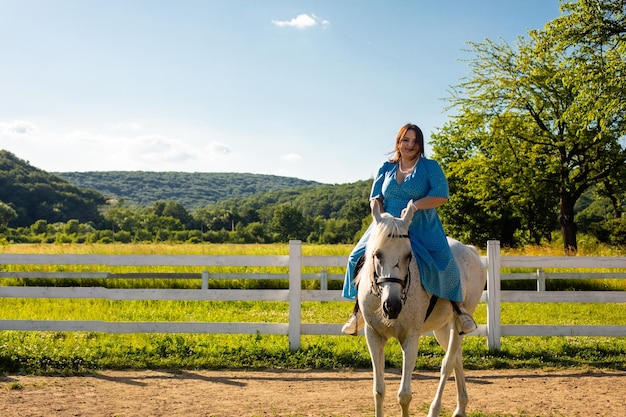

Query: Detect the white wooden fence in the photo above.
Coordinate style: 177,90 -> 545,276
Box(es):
1,240 -> 625,350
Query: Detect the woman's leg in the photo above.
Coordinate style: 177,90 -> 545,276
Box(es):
341,255 -> 365,335
341,298 -> 363,335
341,227 -> 371,335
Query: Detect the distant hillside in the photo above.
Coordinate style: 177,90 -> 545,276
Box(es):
55,171 -> 322,209
209,180 -> 372,220
0,151 -> 105,227
0,150 -> 370,234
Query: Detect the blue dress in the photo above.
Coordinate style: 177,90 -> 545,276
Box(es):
342,158 -> 463,302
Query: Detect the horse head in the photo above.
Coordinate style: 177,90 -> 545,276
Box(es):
368,200 -> 416,320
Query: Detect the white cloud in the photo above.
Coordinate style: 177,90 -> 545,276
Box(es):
281,152 -> 302,161
272,14 -> 329,29
0,120 -> 38,137
130,135 -> 196,165
205,141 -> 231,155
0,120 -> 263,175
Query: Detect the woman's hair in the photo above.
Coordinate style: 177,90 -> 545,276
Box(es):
388,123 -> 425,162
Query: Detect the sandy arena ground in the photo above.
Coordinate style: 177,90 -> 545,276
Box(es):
1,368 -> 624,417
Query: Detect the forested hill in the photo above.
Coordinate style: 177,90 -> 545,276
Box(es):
1,150 -> 372,238
0,150 -> 105,227
56,171 -> 322,209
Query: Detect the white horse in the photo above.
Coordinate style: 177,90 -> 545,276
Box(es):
355,201 -> 486,417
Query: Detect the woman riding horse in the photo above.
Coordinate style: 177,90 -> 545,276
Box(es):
341,123 -> 477,335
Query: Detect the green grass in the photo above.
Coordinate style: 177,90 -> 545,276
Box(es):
2,298 -> 626,325
1,299 -> 625,374
1,242 -> 625,375
2,329 -> 624,374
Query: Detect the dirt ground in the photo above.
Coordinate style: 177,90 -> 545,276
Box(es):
1,368 -> 624,417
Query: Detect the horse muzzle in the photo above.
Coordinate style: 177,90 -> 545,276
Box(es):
376,277 -> 406,320
382,295 -> 403,319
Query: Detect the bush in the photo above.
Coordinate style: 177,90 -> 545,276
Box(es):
608,217 -> 626,246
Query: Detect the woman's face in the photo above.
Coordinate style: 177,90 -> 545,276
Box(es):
399,129 -> 420,160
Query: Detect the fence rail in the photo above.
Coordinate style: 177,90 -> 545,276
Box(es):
1,240 -> 626,350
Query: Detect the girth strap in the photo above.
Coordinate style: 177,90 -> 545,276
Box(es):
424,295 -> 439,322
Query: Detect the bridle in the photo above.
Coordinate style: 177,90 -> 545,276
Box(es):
371,233 -> 412,302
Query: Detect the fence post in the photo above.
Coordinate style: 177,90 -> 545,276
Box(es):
486,240 -> 501,351
288,240 -> 302,350
320,270 -> 328,291
536,269 -> 546,292
201,270 -> 209,290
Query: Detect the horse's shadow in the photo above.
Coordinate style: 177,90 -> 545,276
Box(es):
84,368 -> 620,389
91,369 -> 247,387
91,369 -> 375,387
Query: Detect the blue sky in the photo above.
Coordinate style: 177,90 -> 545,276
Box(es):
0,0 -> 562,184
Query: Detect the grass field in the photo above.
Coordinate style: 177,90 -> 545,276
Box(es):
1,242 -> 625,374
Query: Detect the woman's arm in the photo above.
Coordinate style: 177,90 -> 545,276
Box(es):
401,196 -> 448,217
370,198 -> 383,213
412,196 -> 448,210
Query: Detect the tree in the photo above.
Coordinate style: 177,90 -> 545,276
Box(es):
270,204 -> 309,241
0,151 -> 105,227
0,201 -> 17,231
31,219 -> 48,234
545,0 -> 626,221
342,199 -> 370,242
433,0 -> 626,253
160,201 -> 194,229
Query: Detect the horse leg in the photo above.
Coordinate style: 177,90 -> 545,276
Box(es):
365,326 -> 387,417
398,334 -> 419,417
427,325 -> 465,417
450,348 -> 469,417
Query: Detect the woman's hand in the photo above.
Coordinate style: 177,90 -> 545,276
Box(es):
403,197 -> 448,216
370,198 -> 383,214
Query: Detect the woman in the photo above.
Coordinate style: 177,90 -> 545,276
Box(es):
341,123 -> 477,335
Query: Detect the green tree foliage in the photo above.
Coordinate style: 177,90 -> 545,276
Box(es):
100,200 -> 185,242
545,0 -> 626,221
0,201 -> 17,231
56,171 -> 320,208
2,147 -> 374,244
153,201 -> 195,229
271,204 -> 309,241
192,180 -> 372,243
432,0 -> 626,253
0,151 -> 105,227
74,179 -> 373,244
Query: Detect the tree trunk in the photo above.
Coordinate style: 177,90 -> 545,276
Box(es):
604,180 -> 623,219
559,193 -> 577,255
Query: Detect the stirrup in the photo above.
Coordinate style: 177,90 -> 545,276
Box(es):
341,311 -> 364,336
455,307 -> 477,335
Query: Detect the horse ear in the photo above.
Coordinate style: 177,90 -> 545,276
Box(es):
372,200 -> 383,223
401,200 -> 416,227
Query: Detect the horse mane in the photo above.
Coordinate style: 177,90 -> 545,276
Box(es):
354,212 -> 406,289
366,212 -> 405,254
